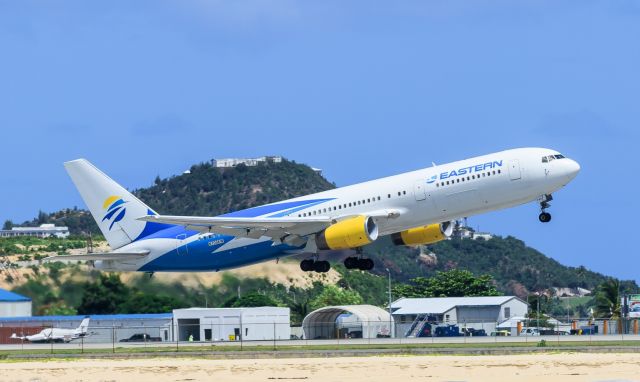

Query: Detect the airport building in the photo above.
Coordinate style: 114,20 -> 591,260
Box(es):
0,289 -> 32,318
302,305 -> 393,339
0,224 -> 70,239
173,307 -> 291,342
391,296 -> 528,337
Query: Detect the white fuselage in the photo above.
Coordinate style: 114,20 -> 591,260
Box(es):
264,147 -> 578,235
99,147 -> 580,272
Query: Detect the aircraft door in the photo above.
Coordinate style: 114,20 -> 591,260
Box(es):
414,181 -> 426,201
176,233 -> 188,255
508,160 -> 522,181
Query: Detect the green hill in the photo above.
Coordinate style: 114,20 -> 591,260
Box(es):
17,157 -> 637,296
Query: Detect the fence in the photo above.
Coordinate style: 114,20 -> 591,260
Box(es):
1,318 -> 640,353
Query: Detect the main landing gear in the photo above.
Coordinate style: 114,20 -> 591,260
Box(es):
344,248 -> 375,271
344,256 -> 374,271
538,194 -> 553,223
300,259 -> 331,273
300,250 -> 375,273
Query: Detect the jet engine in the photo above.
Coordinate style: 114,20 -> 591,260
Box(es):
316,215 -> 379,250
391,221 -> 454,246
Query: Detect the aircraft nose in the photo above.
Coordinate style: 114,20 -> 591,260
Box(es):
565,159 -> 580,181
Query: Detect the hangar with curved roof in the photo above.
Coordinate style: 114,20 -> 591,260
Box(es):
302,305 -> 392,339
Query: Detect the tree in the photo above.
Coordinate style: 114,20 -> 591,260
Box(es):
119,292 -> 187,313
393,269 -> 501,298
309,285 -> 363,311
38,301 -> 77,316
594,278 -> 620,318
2,220 -> 13,230
77,273 -> 130,314
223,292 -> 280,308
36,210 -> 49,225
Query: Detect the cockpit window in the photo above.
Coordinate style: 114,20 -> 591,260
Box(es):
542,154 -> 566,163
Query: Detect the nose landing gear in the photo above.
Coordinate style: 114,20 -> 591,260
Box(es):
538,194 -> 553,223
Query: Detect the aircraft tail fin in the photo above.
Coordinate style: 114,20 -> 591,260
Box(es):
75,317 -> 90,335
64,159 -> 164,249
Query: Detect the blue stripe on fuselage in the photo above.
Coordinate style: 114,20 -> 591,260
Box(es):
134,222 -> 198,241
220,198 -> 334,218
138,238 -> 296,272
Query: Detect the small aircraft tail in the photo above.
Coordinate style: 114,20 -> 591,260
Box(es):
64,159 -> 166,249
75,317 -> 90,336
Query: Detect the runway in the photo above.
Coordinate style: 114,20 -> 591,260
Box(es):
0,353 -> 639,382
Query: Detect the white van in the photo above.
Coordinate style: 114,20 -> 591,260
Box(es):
519,327 -> 541,336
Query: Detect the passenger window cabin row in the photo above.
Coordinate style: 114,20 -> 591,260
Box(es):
297,190 -> 408,217
436,169 -> 501,188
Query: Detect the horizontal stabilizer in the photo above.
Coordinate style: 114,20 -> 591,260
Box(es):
44,251 -> 149,262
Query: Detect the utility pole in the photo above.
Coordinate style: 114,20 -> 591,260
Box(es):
386,268 -> 393,338
198,292 -> 208,308
537,292 -> 540,334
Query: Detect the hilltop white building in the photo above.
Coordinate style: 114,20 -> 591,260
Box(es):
0,224 -> 69,239
212,156 -> 282,168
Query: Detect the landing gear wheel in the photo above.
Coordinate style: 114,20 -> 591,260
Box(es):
357,258 -> 374,271
538,212 -> 552,223
300,259 -> 315,272
538,194 -> 553,223
344,256 -> 359,270
313,260 -> 330,273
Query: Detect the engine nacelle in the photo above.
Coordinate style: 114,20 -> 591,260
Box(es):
316,215 -> 379,250
391,221 -> 454,246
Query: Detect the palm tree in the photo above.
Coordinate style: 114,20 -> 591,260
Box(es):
594,279 -> 620,319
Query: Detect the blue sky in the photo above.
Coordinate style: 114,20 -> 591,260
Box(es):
1,1 -> 638,282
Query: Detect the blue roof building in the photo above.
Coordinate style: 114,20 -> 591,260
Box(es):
0,288 -> 32,317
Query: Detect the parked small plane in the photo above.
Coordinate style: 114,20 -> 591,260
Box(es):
46,148 -> 579,273
10,317 -> 90,343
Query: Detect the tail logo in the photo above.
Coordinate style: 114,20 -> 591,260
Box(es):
102,196 -> 127,230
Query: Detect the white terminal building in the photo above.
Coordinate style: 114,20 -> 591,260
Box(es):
172,307 -> 291,342
0,224 -> 69,239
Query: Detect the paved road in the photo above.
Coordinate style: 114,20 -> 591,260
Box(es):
2,334 -> 639,352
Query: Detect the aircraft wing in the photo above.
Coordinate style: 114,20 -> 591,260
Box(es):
43,251 -> 150,262
139,210 -> 402,241
139,215 -> 332,239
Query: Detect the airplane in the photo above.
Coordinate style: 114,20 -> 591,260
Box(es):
10,317 -> 90,343
45,148 -> 579,274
